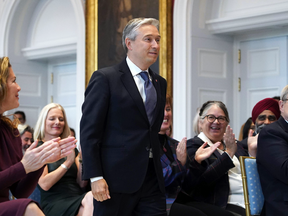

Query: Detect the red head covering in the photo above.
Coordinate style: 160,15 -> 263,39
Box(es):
251,98 -> 280,123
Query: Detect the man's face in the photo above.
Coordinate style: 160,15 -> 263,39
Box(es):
280,99 -> 288,121
255,110 -> 277,133
21,131 -> 32,152
14,113 -> 25,124
126,24 -> 160,70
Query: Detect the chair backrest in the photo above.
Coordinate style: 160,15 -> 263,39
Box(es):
239,156 -> 264,216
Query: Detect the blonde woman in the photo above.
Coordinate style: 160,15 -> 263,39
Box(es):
35,103 -> 93,216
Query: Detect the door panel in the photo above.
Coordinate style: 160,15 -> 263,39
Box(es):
191,37 -> 234,135
50,62 -> 77,131
239,36 -> 287,126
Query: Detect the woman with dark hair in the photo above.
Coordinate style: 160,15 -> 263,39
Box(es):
0,56 -> 76,216
242,117 -> 255,140
173,101 -> 248,216
238,117 -> 255,141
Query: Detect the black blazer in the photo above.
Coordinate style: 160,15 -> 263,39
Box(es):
257,116 -> 288,216
80,59 -> 167,194
179,136 -> 248,208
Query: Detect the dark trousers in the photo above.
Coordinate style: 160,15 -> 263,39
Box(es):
170,202 -> 235,216
93,159 -> 166,216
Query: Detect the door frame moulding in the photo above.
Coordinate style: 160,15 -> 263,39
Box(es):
206,10 -> 288,34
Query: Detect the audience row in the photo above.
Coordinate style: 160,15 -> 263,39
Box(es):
1,53 -> 287,216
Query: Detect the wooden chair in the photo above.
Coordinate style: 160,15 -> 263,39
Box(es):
239,156 -> 264,216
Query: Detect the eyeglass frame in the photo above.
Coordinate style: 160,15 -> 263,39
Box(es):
202,114 -> 228,124
257,114 -> 277,122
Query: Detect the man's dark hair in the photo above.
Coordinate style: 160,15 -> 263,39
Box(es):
14,111 -> 26,121
20,125 -> 33,136
272,96 -> 280,100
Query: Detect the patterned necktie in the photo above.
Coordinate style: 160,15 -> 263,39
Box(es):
139,71 -> 157,124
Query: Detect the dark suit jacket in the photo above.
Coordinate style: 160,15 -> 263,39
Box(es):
80,59 -> 167,194
179,135 -> 248,208
257,116 -> 288,216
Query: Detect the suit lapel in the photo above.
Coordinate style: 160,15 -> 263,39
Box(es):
119,60 -> 148,122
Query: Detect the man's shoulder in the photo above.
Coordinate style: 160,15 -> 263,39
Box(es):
259,118 -> 284,138
96,59 -> 127,74
264,118 -> 282,131
97,64 -> 120,74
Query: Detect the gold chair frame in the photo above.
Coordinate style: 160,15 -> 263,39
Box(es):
239,156 -> 255,216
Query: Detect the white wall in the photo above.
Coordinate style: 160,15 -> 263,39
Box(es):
173,0 -> 234,140
173,0 -> 288,140
0,0 -> 85,139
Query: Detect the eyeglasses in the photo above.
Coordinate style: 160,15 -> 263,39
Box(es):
203,115 -> 227,123
282,99 -> 288,102
257,115 -> 277,122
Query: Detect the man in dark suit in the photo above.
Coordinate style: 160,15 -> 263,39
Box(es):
257,85 -> 288,216
80,18 -> 167,216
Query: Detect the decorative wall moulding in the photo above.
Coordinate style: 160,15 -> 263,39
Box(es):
206,10 -> 288,35
22,41 -> 77,60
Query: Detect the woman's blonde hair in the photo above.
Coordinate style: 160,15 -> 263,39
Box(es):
192,108 -> 201,135
34,103 -> 70,141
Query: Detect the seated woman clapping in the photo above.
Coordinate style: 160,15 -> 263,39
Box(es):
0,56 -> 76,216
35,103 -> 93,216
160,96 -> 233,216
172,101 -> 248,216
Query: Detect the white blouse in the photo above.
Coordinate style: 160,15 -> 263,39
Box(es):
197,132 -> 245,208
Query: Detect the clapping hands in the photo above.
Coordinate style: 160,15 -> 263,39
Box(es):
223,125 -> 237,158
176,137 -> 187,166
21,137 -> 77,174
195,142 -> 220,164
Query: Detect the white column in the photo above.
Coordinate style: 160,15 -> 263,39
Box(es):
173,0 -> 194,140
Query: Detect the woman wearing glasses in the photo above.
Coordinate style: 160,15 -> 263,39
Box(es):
174,101 -> 248,216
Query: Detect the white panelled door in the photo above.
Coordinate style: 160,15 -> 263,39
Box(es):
239,36 -> 287,125
49,62 -> 77,131
191,38 -> 234,132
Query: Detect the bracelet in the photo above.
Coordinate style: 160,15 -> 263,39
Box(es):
79,159 -> 83,163
61,164 -> 68,170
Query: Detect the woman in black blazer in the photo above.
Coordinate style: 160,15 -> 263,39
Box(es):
173,101 -> 248,216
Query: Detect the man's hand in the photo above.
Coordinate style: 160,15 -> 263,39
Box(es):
247,129 -> 258,157
176,137 -> 187,166
91,179 -> 111,202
